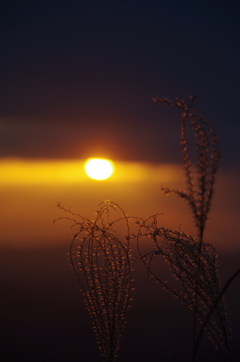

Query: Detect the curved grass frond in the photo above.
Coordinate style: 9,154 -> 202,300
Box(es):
56,201 -> 134,362
136,215 -> 233,361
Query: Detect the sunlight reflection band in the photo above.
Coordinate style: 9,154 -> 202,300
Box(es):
0,159 -> 184,184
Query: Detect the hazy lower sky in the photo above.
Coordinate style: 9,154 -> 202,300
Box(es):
1,0 -> 240,166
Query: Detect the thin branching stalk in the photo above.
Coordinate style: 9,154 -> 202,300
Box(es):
154,96 -> 220,244
153,96 -> 226,357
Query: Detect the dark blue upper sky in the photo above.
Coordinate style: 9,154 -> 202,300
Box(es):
1,0 -> 240,167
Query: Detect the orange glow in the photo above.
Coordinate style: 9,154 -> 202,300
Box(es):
1,158 -> 239,251
0,159 -> 86,184
0,158 -> 184,184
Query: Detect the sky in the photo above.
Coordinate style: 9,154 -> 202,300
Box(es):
1,0 -> 240,166
1,1 -> 240,361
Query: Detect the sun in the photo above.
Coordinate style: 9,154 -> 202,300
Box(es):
84,158 -> 114,180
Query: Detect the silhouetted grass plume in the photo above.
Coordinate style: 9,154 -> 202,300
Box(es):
56,201 -> 133,362
136,216 -> 232,361
57,96 -> 239,362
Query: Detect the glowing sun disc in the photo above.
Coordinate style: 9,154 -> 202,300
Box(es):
84,159 -> 114,180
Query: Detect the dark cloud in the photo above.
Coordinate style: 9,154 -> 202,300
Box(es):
1,0 -> 240,166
